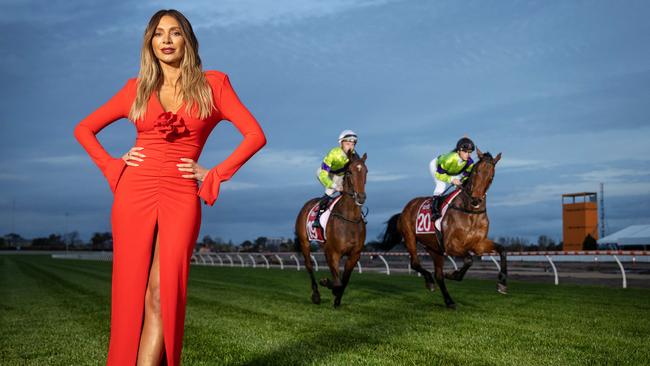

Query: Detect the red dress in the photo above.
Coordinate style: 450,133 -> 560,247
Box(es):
73,70 -> 266,365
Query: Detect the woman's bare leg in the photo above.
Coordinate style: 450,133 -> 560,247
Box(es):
137,231 -> 165,365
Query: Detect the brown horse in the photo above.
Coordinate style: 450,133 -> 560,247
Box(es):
295,152 -> 367,307
382,149 -> 505,309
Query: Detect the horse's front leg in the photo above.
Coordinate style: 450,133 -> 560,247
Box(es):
444,255 -> 473,281
429,250 -> 456,309
404,230 -> 435,291
334,250 -> 361,307
478,240 -> 508,294
320,249 -> 342,294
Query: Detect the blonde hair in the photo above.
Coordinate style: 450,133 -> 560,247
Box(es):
129,9 -> 215,122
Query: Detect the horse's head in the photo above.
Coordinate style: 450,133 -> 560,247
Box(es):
463,148 -> 501,207
343,151 -> 368,206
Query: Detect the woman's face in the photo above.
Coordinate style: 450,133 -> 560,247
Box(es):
341,140 -> 356,153
151,15 -> 186,66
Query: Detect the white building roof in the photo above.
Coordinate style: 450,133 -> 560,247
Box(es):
597,225 -> 650,246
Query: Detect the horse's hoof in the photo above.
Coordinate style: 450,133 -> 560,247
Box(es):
497,284 -> 508,295
311,292 -> 321,304
426,282 -> 436,292
333,299 -> 341,308
446,302 -> 457,310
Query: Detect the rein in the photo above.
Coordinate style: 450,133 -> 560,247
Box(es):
331,164 -> 367,225
449,158 -> 495,215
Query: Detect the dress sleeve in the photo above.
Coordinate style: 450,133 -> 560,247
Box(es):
197,74 -> 267,206
73,79 -> 133,194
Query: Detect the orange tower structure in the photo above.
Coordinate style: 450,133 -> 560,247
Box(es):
562,192 -> 599,251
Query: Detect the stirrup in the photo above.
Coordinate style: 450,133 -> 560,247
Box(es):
313,216 -> 322,229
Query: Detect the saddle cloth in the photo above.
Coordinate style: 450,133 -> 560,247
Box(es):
415,190 -> 462,234
306,196 -> 343,242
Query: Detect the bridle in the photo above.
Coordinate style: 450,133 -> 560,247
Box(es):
331,162 -> 368,224
342,167 -> 366,207
449,158 -> 495,215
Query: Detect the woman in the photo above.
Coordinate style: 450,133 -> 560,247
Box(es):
428,137 -> 475,218
73,9 -> 266,365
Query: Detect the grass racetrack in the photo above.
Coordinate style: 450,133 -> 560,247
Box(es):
1,254 -> 649,365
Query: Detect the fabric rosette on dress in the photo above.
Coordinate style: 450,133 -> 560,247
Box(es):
154,111 -> 188,140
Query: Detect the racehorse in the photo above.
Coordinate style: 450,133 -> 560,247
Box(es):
295,151 -> 367,307
382,149 -> 506,309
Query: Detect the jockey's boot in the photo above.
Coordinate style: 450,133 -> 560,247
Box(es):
431,195 -> 442,219
312,195 -> 332,229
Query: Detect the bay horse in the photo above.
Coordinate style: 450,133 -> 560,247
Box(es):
382,149 -> 506,309
295,151 -> 367,307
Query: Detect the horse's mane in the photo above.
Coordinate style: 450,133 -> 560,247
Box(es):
463,152 -> 492,188
480,152 -> 493,161
348,151 -> 361,160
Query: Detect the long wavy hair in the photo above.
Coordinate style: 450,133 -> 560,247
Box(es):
129,9 -> 215,122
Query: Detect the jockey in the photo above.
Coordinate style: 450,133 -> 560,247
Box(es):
313,129 -> 358,229
428,137 -> 475,218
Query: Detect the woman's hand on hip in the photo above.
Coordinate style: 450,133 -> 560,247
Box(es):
178,158 -> 208,181
122,147 -> 145,166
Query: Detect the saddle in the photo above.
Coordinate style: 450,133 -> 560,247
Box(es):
306,196 -> 342,242
415,190 -> 461,235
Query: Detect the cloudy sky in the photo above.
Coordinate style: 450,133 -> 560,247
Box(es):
1,0 -> 649,244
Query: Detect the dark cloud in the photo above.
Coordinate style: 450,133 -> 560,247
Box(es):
2,1 -> 650,243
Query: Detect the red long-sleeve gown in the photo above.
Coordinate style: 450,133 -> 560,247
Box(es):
73,70 -> 266,365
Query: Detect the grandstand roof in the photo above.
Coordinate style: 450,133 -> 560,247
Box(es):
597,225 -> 650,246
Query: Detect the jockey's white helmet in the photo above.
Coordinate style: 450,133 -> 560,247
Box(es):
338,130 -> 358,143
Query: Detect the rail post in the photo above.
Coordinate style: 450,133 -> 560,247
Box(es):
289,254 -> 301,271
310,254 -> 319,271
236,254 -> 245,267
378,255 -> 390,275
446,255 -> 458,270
259,254 -> 270,269
225,254 -> 234,267
274,254 -> 284,270
613,255 -> 627,289
489,255 -> 501,272
544,255 -> 559,285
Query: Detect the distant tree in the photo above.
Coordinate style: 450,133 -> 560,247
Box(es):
0,237 -> 5,249
91,232 -> 112,251
215,241 -> 236,252
582,234 -> 598,251
202,235 -> 216,246
4,233 -> 26,247
495,236 -> 531,252
279,238 -> 295,252
240,240 -> 254,252
63,231 -> 84,248
537,235 -> 558,251
32,234 -> 66,250
254,237 -> 268,252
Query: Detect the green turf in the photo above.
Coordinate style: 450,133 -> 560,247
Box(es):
1,255 -> 649,365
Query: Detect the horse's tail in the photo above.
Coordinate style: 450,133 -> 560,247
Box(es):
378,214 -> 403,251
